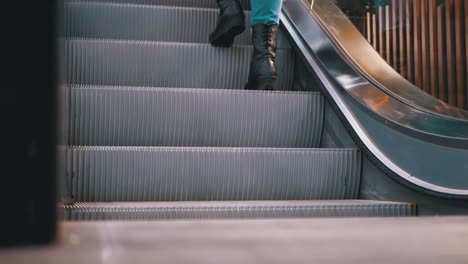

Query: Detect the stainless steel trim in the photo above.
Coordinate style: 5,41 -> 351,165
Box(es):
280,0 -> 468,196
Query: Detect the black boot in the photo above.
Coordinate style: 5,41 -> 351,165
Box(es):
244,24 -> 278,91
209,0 -> 245,47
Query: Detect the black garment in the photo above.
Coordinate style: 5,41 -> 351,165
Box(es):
209,0 -> 245,47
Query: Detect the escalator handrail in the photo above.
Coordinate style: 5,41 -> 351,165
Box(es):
308,0 -> 468,121
281,0 -> 468,149
280,0 -> 468,196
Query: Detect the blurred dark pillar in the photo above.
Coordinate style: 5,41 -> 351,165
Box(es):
1,0 -> 58,246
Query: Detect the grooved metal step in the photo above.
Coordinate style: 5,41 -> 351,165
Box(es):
64,0 -> 252,9
63,2 -> 290,47
67,147 -> 361,202
61,200 -> 417,220
65,39 -> 295,90
70,86 -> 324,147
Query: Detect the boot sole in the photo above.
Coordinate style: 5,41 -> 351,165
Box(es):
210,23 -> 245,48
244,77 -> 277,91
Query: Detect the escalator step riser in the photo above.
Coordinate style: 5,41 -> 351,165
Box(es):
65,39 -> 295,90
67,147 -> 361,202
61,201 -> 417,220
71,86 -> 324,147
63,0 -> 252,9
64,3 -> 290,47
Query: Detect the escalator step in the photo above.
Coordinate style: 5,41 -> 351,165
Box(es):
63,2 -> 290,47
61,200 -> 416,220
63,0 -> 252,9
67,147 -> 361,202
64,39 -> 295,90
70,86 -> 324,147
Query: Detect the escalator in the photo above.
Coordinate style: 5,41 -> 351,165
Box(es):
60,0 -> 467,221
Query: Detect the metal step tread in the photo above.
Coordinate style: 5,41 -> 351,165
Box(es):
63,0 -> 252,9
70,84 -> 316,95
70,85 -> 324,147
66,1 -> 227,10
67,147 -> 361,202
61,200 -> 417,220
63,2 -> 291,47
64,2 -> 256,46
64,38 -> 295,89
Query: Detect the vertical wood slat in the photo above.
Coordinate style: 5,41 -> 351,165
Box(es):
362,15 -> 367,37
406,0 -> 414,83
399,0 -> 406,78
446,0 -> 457,105
413,0 -> 422,88
437,5 -> 447,102
373,13 -> 378,50
386,5 -> 392,65
392,0 -> 398,70
429,0 -> 438,97
421,0 -> 431,94
366,12 -> 372,43
378,6 -> 385,58
352,1 -> 467,110
465,0 -> 468,109
454,0 -> 466,108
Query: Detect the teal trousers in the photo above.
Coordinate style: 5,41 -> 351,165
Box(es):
250,0 -> 283,25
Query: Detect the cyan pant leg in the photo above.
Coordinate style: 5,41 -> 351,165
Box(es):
250,0 -> 283,25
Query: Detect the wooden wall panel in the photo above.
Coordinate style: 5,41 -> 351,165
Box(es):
413,0 -> 422,88
373,13 -> 378,50
347,0 -> 467,110
366,12 -> 372,43
446,0 -> 457,105
429,0 -> 438,97
379,6 -> 385,58
406,0 -> 414,83
392,0 -> 399,70
399,0 -> 406,78
421,0 -> 431,94
454,0 -> 466,108
437,5 -> 447,102
386,5 -> 392,64
465,0 -> 468,109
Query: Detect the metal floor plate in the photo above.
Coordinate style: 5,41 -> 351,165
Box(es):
2,217 -> 468,264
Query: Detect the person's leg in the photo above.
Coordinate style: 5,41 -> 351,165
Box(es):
209,0 -> 246,47
250,0 -> 282,25
244,0 -> 283,90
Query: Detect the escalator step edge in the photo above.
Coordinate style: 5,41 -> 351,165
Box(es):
60,200 -> 417,220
